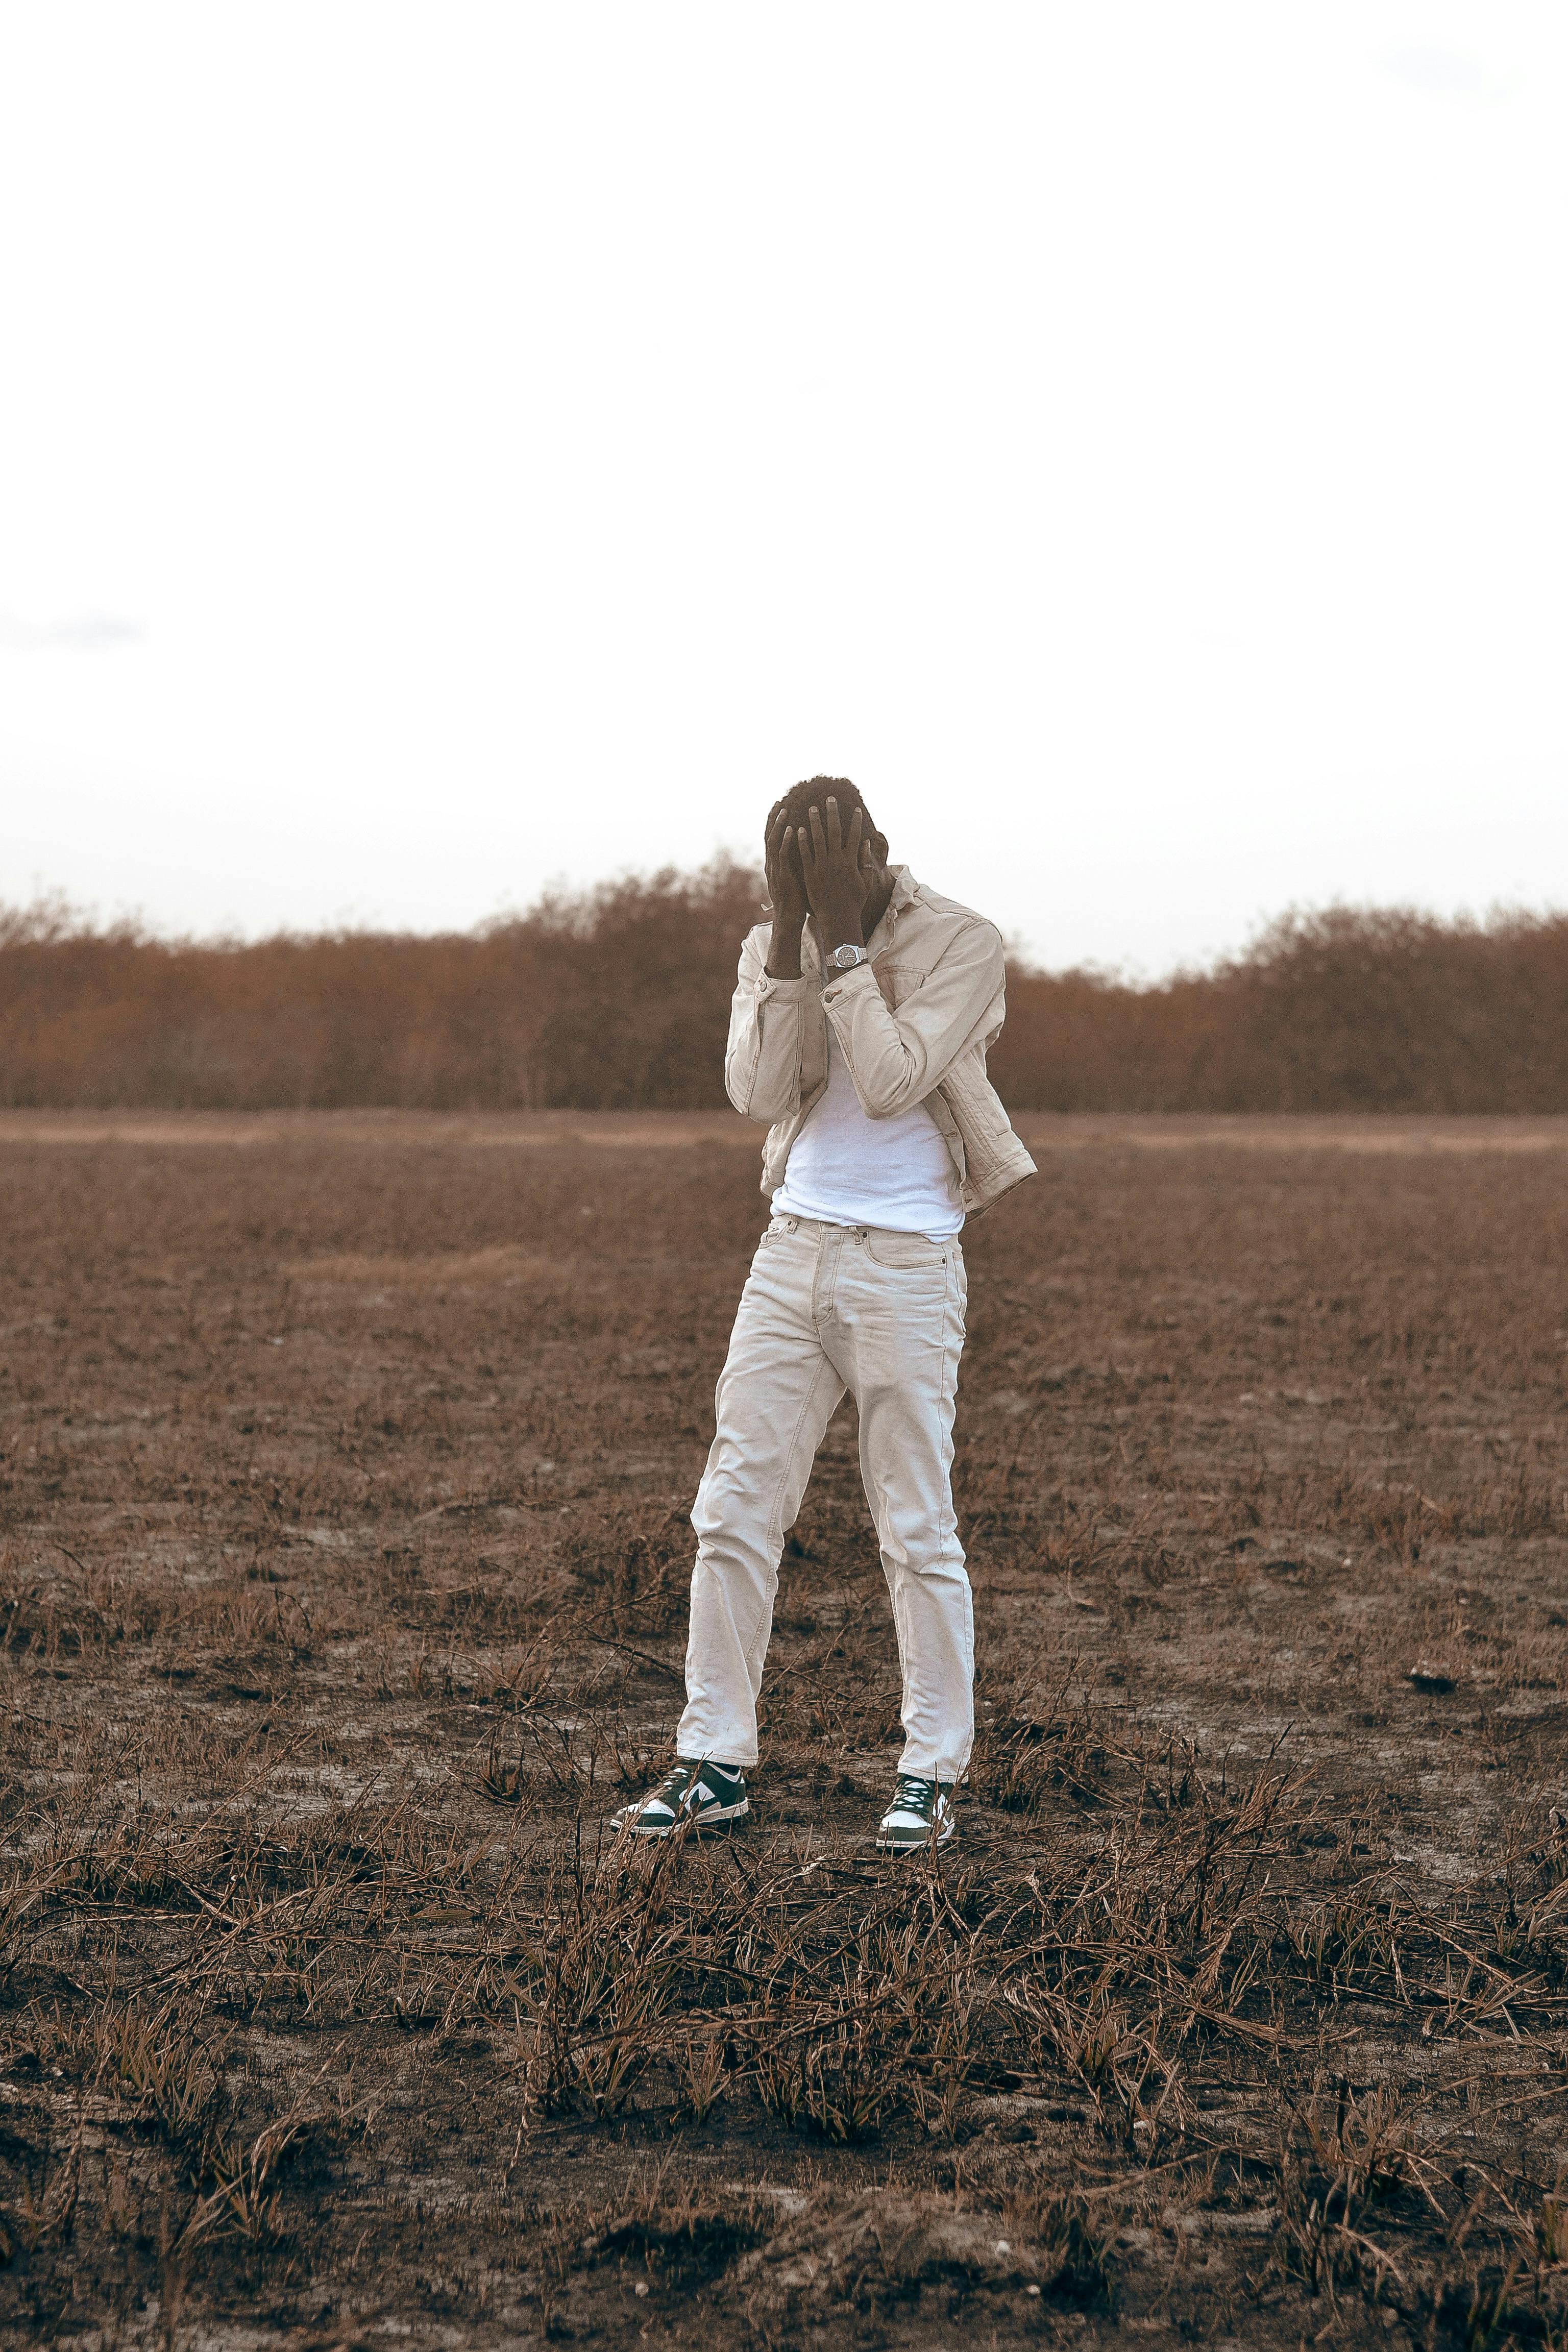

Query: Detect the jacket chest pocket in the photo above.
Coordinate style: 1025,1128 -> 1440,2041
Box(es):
873,964 -> 928,1010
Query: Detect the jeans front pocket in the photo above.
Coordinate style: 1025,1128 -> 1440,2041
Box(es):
863,1228 -> 948,1271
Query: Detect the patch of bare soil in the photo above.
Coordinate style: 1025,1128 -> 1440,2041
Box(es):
2,1123 -> 1567,2350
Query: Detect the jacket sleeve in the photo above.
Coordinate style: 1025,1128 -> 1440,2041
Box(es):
724,926 -> 811,1122
823,919 -> 1006,1119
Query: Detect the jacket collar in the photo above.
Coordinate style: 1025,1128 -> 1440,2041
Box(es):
869,865 -> 918,951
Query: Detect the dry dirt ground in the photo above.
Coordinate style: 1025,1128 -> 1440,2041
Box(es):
3,1112 -> 1567,2351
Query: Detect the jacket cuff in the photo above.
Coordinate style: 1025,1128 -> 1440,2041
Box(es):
753,971 -> 809,1001
820,961 -> 879,1005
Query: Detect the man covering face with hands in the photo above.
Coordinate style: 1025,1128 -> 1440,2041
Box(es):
611,778 -> 1036,1853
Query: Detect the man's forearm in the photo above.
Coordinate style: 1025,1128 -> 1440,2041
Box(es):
765,920 -> 803,980
824,923 -> 1006,1118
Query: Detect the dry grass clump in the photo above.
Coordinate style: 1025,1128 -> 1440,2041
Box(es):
3,1120 -> 1568,2346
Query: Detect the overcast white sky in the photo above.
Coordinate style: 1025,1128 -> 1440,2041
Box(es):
2,3 -> 1564,972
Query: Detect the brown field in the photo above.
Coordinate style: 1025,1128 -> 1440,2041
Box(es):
3,1113 -> 1567,2350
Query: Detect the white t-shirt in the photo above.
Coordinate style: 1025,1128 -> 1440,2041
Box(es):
771,1024 -> 965,1238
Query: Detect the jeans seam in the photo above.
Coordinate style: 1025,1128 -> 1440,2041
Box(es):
939,1254 -> 974,1757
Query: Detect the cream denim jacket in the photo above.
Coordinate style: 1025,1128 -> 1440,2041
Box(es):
724,866 -> 1038,1220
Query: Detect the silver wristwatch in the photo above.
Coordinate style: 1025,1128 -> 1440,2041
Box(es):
824,942 -> 869,974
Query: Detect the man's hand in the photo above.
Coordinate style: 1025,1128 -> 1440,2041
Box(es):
798,796 -> 872,952
764,798 -> 810,979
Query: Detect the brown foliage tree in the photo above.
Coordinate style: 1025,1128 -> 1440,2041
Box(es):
993,908 -> 1568,1112
4,879 -> 1567,1114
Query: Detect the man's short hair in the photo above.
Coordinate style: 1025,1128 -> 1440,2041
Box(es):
781,775 -> 878,838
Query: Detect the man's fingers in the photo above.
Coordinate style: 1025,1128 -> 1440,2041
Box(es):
845,806 -> 864,866
807,804 -> 829,862
823,796 -> 843,854
795,827 -> 824,913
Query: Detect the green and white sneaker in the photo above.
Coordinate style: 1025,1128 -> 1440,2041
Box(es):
875,1774 -> 957,1854
610,1758 -> 749,1840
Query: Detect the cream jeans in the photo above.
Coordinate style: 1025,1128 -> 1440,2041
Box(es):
676,1214 -> 973,1782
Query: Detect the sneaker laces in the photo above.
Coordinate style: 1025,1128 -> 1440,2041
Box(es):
892,1774 -> 939,1809
647,1759 -> 733,1810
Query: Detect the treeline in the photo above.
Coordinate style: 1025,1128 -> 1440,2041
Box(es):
3,869 -> 1567,1114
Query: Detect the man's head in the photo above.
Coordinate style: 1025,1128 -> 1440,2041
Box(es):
778,776 -> 889,873
762,773 -> 899,948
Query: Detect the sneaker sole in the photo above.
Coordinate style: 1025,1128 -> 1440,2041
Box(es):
620,1798 -> 750,1839
875,1819 -> 956,1853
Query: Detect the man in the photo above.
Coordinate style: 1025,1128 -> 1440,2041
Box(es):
612,778 -> 1036,1851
